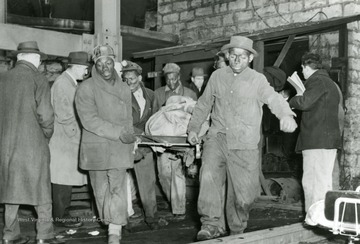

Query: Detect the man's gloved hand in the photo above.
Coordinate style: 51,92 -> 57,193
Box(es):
187,131 -> 199,145
119,133 -> 136,144
134,147 -> 152,161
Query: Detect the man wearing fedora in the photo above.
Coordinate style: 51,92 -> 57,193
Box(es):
189,67 -> 207,98
49,52 -> 90,228
75,45 -> 136,244
187,36 -> 298,240
0,41 -> 65,244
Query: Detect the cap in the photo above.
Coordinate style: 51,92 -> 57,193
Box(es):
92,45 -> 115,63
163,63 -> 180,74
122,60 -> 142,74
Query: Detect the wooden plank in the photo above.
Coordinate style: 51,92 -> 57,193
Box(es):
273,34 -> 295,67
339,24 -> 348,58
191,223 -> 329,244
134,14 -> 360,59
0,0 -> 5,23
121,25 -> 178,44
253,41 -> 264,72
0,23 -> 82,57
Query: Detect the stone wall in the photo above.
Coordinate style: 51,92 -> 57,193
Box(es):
158,0 -> 360,44
158,0 -> 360,188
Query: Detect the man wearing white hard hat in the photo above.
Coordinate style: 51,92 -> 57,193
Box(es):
188,36 -> 298,240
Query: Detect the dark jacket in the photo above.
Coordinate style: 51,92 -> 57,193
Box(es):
289,69 -> 341,151
132,84 -> 154,134
0,60 -> 54,205
75,66 -> 134,170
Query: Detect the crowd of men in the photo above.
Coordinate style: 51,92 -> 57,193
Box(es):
0,35 -> 342,244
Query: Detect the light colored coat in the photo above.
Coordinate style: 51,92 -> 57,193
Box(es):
0,61 -> 54,205
49,71 -> 88,186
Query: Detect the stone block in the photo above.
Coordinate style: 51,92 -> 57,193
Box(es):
348,58 -> 360,72
348,32 -> 360,45
224,25 -> 237,36
180,10 -> 195,21
180,29 -> 199,44
204,15 -> 223,27
223,13 -> 234,26
278,1 -> 303,13
187,19 -> 204,29
344,2 -> 360,16
160,24 -> 174,34
348,44 -> 360,57
250,0 -> 268,9
304,0 -> 327,9
238,21 -> 260,33
158,3 -> 172,14
321,4 -> 343,19
228,0 -> 247,10
291,9 -> 321,23
256,5 -> 277,17
195,6 -> 213,16
173,1 -> 188,11
163,12 -> 179,23
220,3 -> 228,12
199,27 -> 223,40
266,16 -> 289,27
329,0 -> 349,4
234,10 -> 253,22
190,0 -> 202,8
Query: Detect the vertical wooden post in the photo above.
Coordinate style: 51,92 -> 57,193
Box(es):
0,0 -> 5,23
253,40 -> 264,72
94,0 -> 122,61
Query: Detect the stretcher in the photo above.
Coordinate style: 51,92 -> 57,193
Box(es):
135,134 -> 201,159
305,186 -> 360,244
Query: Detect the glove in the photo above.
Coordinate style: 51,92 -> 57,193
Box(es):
119,133 -> 136,144
134,147 -> 152,161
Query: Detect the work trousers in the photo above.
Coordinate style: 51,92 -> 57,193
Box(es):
3,203 -> 54,240
302,149 -> 337,212
51,183 -> 72,221
89,168 -> 128,226
133,151 -> 158,223
198,133 -> 260,233
157,152 -> 186,214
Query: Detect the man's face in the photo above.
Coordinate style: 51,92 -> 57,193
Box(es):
165,72 -> 180,91
227,48 -> 253,74
123,71 -> 141,93
302,65 -> 311,80
191,76 -> 205,90
95,57 -> 115,80
74,65 -> 89,80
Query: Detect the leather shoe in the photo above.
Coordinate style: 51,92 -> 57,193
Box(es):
2,236 -> 30,244
36,238 -> 65,244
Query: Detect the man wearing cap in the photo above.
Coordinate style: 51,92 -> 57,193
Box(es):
189,67 -> 207,98
122,60 -> 166,230
75,45 -> 136,244
49,52 -> 90,228
152,63 -> 197,219
0,41 -> 64,244
187,36 -> 297,240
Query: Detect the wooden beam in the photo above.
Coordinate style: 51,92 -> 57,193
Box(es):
253,41 -> 264,72
190,223 -> 329,244
94,0 -> 122,61
0,0 -> 5,23
339,24 -> 348,58
0,23 -> 82,57
273,34 -> 296,67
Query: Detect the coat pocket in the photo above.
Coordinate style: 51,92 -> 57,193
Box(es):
80,142 -> 110,169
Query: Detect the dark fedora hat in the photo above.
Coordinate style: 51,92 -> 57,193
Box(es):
68,51 -> 90,66
12,41 -> 47,60
221,36 -> 258,56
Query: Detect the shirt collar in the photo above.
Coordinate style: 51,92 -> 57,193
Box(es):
165,83 -> 182,93
65,70 -> 78,86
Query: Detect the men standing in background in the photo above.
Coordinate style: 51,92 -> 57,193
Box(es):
189,67 -> 207,98
289,53 -> 341,212
0,41 -> 63,244
75,45 -> 136,244
49,51 -> 90,228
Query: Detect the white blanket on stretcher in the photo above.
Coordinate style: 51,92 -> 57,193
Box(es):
145,95 -> 209,137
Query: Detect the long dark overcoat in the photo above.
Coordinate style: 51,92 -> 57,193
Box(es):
0,60 -> 54,205
75,66 -> 134,170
